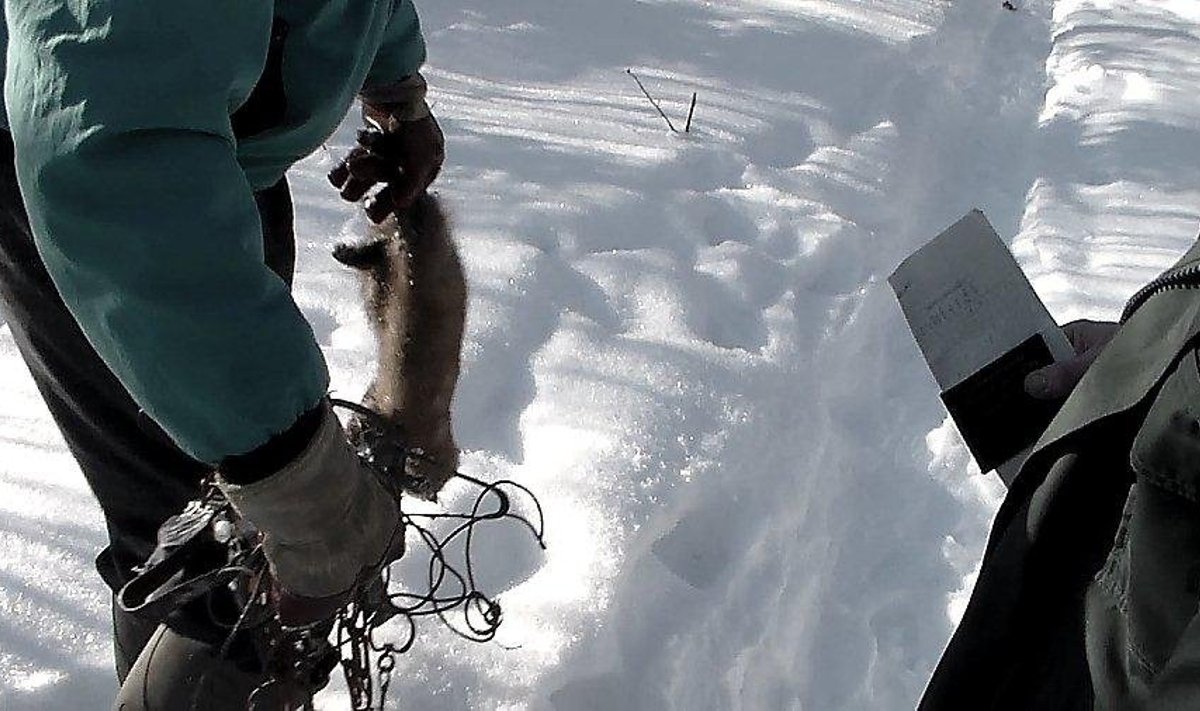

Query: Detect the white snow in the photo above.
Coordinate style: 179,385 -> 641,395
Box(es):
3,0 -> 1200,709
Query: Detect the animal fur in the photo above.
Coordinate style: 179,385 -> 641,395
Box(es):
332,193 -> 467,501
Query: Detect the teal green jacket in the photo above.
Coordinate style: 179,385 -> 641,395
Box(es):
1,0 -> 425,463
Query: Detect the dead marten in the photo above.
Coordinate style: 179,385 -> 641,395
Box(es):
332,193 -> 466,501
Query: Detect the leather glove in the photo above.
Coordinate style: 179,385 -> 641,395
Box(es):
1024,319 -> 1120,400
330,73 -> 445,223
216,401 -> 403,626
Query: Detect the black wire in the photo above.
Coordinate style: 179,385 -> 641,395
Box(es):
192,399 -> 547,710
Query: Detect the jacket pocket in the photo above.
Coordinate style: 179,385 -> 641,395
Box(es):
1130,347 -> 1200,501
1113,349 -> 1200,680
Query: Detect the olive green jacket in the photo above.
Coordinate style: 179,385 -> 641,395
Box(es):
1026,239 -> 1200,480
1,0 -> 425,462
921,239 -> 1200,709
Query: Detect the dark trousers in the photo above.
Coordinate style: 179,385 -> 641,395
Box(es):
0,131 -> 297,672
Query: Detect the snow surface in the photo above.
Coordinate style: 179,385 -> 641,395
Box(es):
2,0 -> 1200,709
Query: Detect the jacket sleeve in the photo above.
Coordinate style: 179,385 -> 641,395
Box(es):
362,0 -> 427,92
3,0 -> 329,464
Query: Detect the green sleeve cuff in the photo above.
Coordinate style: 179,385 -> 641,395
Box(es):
363,1 -> 427,92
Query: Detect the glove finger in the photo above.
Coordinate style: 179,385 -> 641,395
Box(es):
329,145 -> 375,186
339,175 -> 375,203
328,160 -> 351,190
365,186 -> 396,224
344,152 -> 397,185
357,128 -> 393,153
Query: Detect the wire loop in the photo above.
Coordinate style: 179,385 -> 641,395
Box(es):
194,399 -> 546,710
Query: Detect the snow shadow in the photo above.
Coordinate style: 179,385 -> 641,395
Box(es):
293,0 -> 1057,708
0,451 -> 113,709
1016,0 -> 1200,321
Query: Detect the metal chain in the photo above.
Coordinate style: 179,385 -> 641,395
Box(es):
214,399 -> 547,710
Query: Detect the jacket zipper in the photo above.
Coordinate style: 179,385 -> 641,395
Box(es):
1121,263 -> 1200,323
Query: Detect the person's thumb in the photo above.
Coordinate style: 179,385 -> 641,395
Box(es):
1024,356 -> 1092,400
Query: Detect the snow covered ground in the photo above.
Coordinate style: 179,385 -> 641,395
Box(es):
2,0 -> 1200,709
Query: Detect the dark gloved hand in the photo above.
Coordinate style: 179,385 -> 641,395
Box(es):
1024,319 -> 1120,400
329,74 -> 445,223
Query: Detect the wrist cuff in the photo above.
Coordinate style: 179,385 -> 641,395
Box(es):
219,403 -> 324,485
361,74 -> 431,130
216,402 -> 399,597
